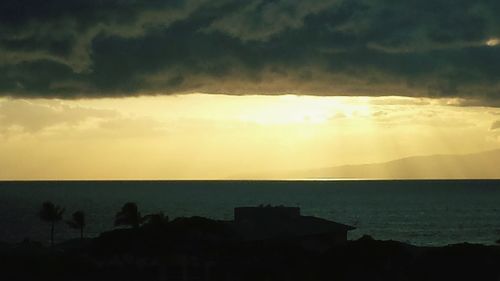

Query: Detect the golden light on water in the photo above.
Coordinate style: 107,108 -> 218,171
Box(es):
486,38 -> 500,46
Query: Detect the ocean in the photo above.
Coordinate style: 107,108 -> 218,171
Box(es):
0,180 -> 499,246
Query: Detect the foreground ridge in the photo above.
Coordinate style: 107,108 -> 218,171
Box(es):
0,205 -> 499,281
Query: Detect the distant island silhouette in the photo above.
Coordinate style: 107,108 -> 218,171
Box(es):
0,202 -> 499,280
238,149 -> 500,179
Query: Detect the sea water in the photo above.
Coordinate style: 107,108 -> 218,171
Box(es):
0,180 -> 499,246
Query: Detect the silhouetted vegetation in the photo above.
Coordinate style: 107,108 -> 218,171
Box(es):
115,202 -> 142,229
66,211 -> 86,240
3,202 -> 497,280
38,201 -> 65,246
142,212 -> 169,228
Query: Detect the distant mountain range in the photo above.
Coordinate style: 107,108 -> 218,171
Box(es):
293,149 -> 500,179
234,149 -> 500,179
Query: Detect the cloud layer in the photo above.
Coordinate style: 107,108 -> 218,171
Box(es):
1,0 -> 500,104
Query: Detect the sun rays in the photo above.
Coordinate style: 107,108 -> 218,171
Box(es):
1,94 -> 499,179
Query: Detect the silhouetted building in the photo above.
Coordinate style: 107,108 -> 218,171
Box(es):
232,205 -> 355,251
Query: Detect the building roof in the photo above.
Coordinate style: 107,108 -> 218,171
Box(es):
232,206 -> 355,241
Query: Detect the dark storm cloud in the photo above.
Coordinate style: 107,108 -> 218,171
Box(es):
1,0 -> 500,104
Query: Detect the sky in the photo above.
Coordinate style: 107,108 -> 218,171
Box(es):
1,0 -> 500,179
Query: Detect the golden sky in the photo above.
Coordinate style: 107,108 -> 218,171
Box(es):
2,1 -> 500,179
1,94 -> 499,179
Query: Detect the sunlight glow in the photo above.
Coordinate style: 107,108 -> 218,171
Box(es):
486,38 -> 500,47
1,94 -> 500,179
235,95 -> 371,125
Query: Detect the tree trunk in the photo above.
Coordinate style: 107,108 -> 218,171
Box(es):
80,226 -> 83,241
50,222 -> 54,247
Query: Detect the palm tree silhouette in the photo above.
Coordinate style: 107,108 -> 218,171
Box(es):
115,202 -> 142,229
67,211 -> 86,240
39,201 -> 65,246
